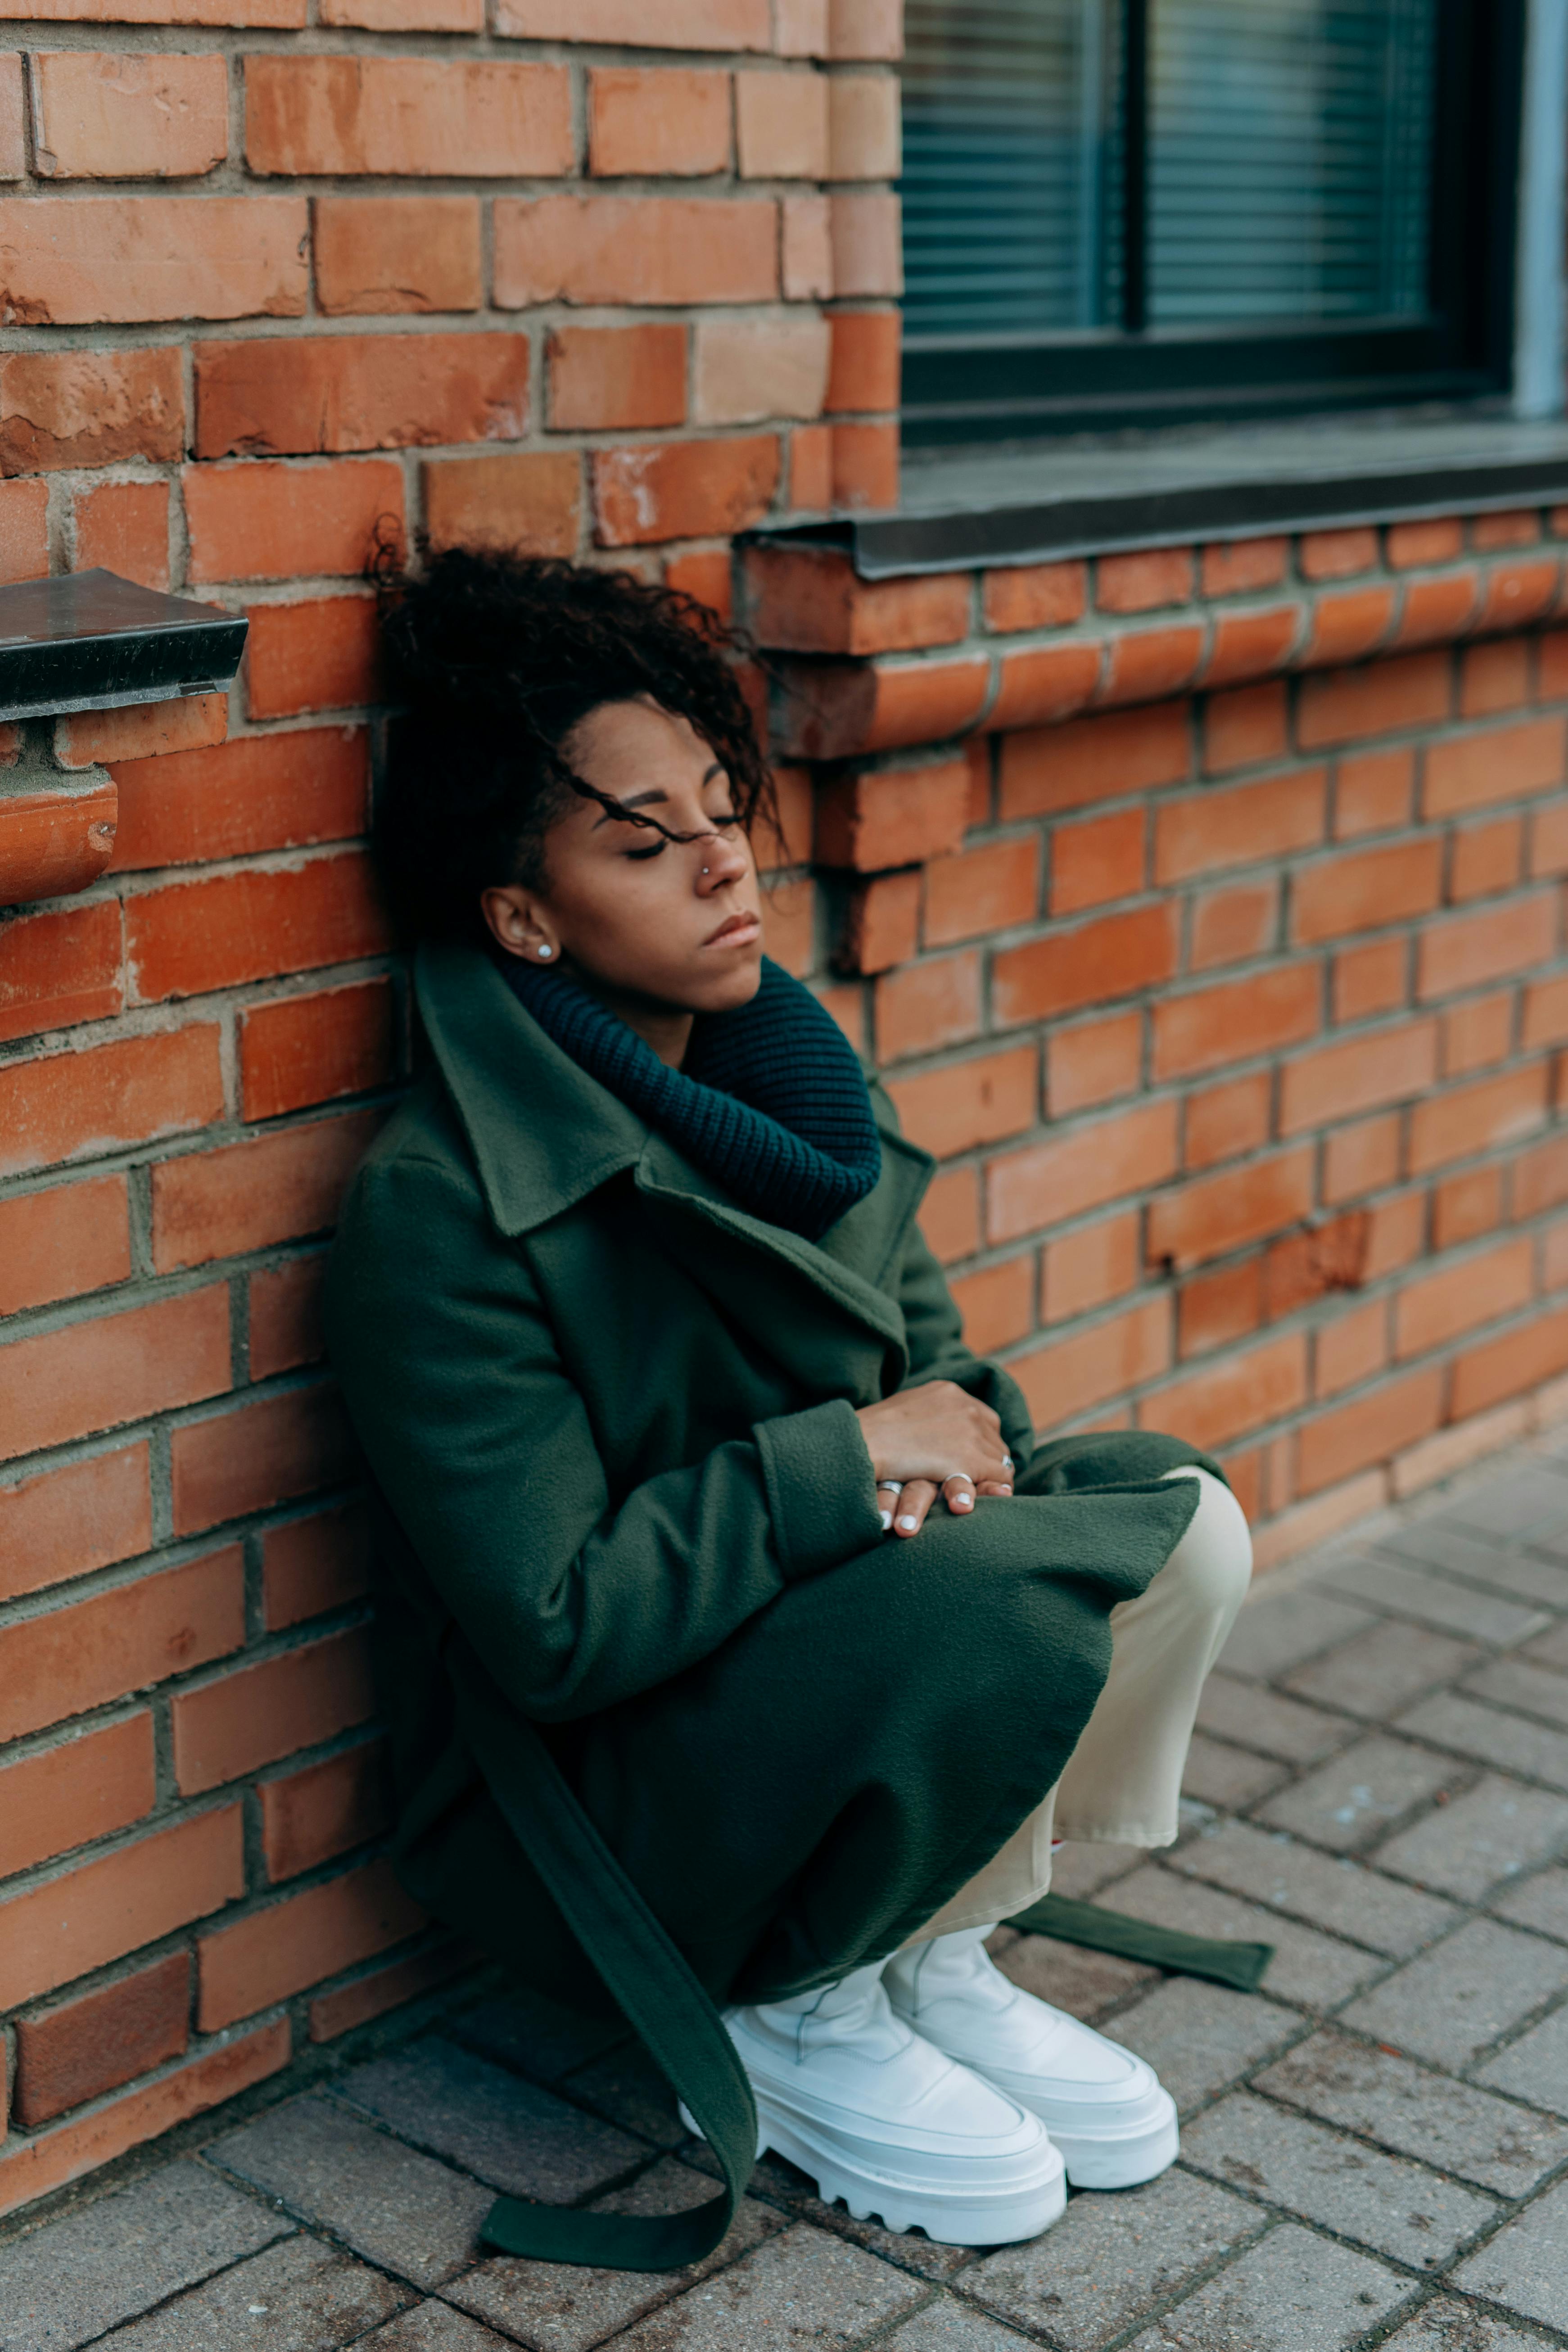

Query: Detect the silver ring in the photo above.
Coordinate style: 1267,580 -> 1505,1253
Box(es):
877,1480 -> 904,1496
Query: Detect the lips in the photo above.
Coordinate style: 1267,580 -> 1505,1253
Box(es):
703,910 -> 762,946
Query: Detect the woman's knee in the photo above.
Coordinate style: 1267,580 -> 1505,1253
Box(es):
1157,1464 -> 1253,1617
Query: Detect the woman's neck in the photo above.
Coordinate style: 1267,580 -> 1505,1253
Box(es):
563,963 -> 693,1069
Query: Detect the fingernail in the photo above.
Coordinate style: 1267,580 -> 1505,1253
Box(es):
879,1510 -> 892,1532
897,1515 -> 918,1531
953,1493 -> 972,1510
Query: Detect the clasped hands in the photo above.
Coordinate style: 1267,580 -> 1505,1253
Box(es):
854,1380 -> 1015,1540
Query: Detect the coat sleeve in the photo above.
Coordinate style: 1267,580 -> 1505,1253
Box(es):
325,1148 -> 886,1723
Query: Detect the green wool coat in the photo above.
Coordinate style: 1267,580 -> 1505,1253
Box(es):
324,941 -> 1216,2023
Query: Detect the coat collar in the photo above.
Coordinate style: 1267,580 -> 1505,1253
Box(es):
415,940 -> 932,1352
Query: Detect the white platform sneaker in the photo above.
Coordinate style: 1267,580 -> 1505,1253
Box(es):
883,1924 -> 1179,2190
681,1959 -> 1065,2246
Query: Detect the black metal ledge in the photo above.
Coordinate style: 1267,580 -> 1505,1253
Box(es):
0,570 -> 247,723
757,415 -> 1568,580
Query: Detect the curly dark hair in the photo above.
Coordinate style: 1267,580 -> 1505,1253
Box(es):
373,546 -> 775,942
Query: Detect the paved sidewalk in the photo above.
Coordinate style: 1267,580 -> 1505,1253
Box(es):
9,1441 -> 1568,2352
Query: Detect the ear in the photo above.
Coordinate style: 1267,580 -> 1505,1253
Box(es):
480,884 -> 559,963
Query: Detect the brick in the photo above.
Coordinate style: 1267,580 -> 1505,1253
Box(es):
547,324 -> 685,432
1363,1189 -> 1426,1279
780,189 -> 831,298
197,332 -> 527,460
1046,1009 -> 1143,1115
1097,623 -> 1205,708
1142,1331 -> 1307,1452
0,2022 -> 289,2221
494,0 -> 767,38
0,1171 -> 129,1317
830,416 -> 895,512
0,347 -> 182,471
1203,680 -> 1288,773
829,188 -> 900,294
423,450 -> 581,563
262,1739 -> 389,1883
1461,634 -> 1530,717
873,949 -> 979,1061
1040,1210 -> 1140,1323
313,196 -> 480,317
496,194 -> 774,308
827,69 -> 899,178
981,558 -> 1086,634
592,436 -> 778,547
986,640 -> 1102,731
152,1107 -> 382,1274
1423,715 -> 1566,816
263,1500 -> 372,1630
0,1282 -> 231,1466
1147,1148 -> 1315,1272
0,897 -> 121,1046
781,655 -> 990,759
1387,516 -> 1464,567
310,1939 -> 469,2043
1394,1236 -> 1533,1358
71,488 -> 166,605
589,65 -> 729,177
735,66 -> 826,176
172,1382 -> 354,1537
239,979 -> 393,1126
323,0 -> 483,33
0,1444 -> 151,1604
0,1547 -> 243,1747
0,1713 -> 155,1885
948,1256 -> 1032,1353
814,759 -> 967,871
1444,989 -> 1521,1076
1418,890 -> 1557,998
111,727 -> 367,873
199,1857 -> 425,2031
993,904 -> 1178,1026
787,418 -> 831,508
1515,1131 -> 1568,1215
184,458 -> 402,585
14,1950 -> 188,2128
919,841 -> 1033,950
1297,1366 -> 1446,1493
1152,966 -> 1319,1081
1154,768 -> 1324,883
0,476 -> 45,587
825,307 -> 899,413
247,54 -> 569,177
1184,1072 -> 1270,1170
999,700 -> 1189,819
1297,649 -> 1451,749
1199,538 -> 1289,597
1474,509 -> 1541,551
0,195 -> 306,325
1530,800 -> 1568,877
1392,568 -> 1482,649
747,550 -> 967,660
0,1798 -> 243,2014
1525,972 -> 1568,1049
1279,1018 -> 1438,1135
1314,1297 -> 1388,1397
1292,837 -> 1444,944
1432,1164 -> 1503,1248
243,598 -> 380,723
1190,880 -> 1278,972
1012,1297 -> 1170,1427
1451,1303 -> 1568,1418
988,1099 -> 1179,1243
1449,813 -> 1523,899
174,1624 -> 373,1797
885,1045 -> 1035,1158
1301,525 -> 1377,580
1334,745 -> 1414,837
917,1162 -> 978,1262
0,1023 -> 222,1179
1096,546 -> 1192,613
1262,1210 -> 1369,1318
0,47 -> 18,176
250,1256 -> 326,1380
1048,807 -> 1144,914
665,548 -> 734,625
32,49 -> 226,178
57,692 -> 226,772
1409,1063 -> 1550,1174
1474,555 -> 1560,632
128,851 -> 389,1003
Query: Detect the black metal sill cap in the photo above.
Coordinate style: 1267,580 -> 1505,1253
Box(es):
0,570 -> 248,723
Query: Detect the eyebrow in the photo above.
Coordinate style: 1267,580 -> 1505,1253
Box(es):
591,764 -> 725,826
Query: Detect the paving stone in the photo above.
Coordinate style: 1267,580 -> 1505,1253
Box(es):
1123,2221 -> 1410,2351
1377,1523 -> 1568,1609
208,2096 -> 493,2288
1394,1693 -> 1568,1791
1181,1733 -> 1291,1811
608,2221 -> 925,2347
1196,1674 -> 1356,1764
360,2308 -> 508,2352
556,2042 -> 686,2151
1339,1919 -> 1568,2069
1475,2003 -> 1568,2116
1283,1623 -> 1482,1723
1463,1655 -> 1568,1730
1103,1979 -> 1302,2114
1044,1842 -> 1148,1900
1217,1590 -> 1377,1682
1380,2298 -> 1548,2352
1490,1862 -> 1568,1940
1447,1464 -> 1568,1538
1096,1864 -> 1383,2012
881,2303 -> 1038,2352
1372,1778 -> 1568,1902
1166,1821 -> 1462,1955
337,2040 -> 644,2204
0,2160 -> 292,2352
1254,1735 -> 1461,1854
447,2157 -> 783,2352
1254,2027 -> 1568,2196
993,1931 -> 1159,2022
448,1995 -> 626,2089
1313,1556 -> 1550,1648
1451,2177 -> 1568,2333
1520,1618 -> 1568,1670
96,2236 -> 413,2352
1179,2092 -> 1498,2268
960,2168 -> 1264,2351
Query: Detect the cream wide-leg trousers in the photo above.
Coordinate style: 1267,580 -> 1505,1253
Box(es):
905,1467 -> 1253,1944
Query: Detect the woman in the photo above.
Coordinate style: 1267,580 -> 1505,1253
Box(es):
325,550 -> 1252,2263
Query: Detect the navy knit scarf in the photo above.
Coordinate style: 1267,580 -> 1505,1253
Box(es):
500,954 -> 882,1243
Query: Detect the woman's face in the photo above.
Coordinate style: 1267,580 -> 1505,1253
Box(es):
481,697 -> 764,1017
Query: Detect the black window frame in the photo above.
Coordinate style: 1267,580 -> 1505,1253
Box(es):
900,0 -> 1527,450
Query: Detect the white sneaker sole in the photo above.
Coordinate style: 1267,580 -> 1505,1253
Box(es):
1021,2093 -> 1179,2190
679,2095 -> 1066,2248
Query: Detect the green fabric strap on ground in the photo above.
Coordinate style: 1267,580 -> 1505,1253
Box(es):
452,1644 -> 758,2273
1006,1894 -> 1274,1993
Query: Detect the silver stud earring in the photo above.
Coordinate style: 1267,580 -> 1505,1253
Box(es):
537,944 -> 551,959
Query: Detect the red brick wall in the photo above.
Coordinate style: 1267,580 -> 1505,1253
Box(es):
0,0 -> 900,2212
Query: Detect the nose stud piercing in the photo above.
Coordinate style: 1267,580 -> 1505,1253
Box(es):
701,865 -> 710,874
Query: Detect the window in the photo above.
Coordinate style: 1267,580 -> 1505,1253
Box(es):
899,0 -> 1525,446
